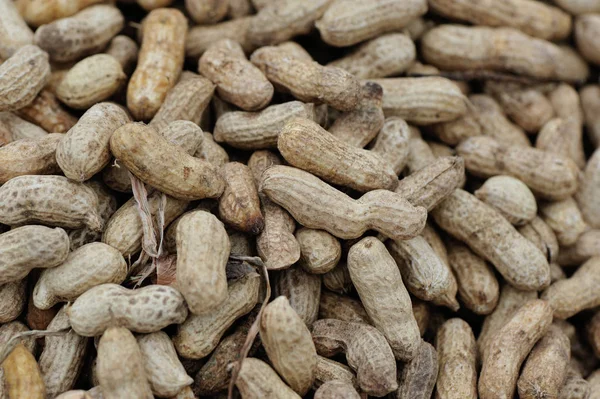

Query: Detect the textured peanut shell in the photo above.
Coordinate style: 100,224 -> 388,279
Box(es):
559,366 -> 591,399
185,16 -> 255,59
0,0 -> 33,59
348,237 -> 421,361
474,175 -> 537,226
16,89 -> 77,133
0,175 -> 103,231
395,341 -> 438,399
314,380 -> 360,399
260,165 -> 426,240
322,262 -> 352,294
405,129 -> 436,174
185,0 -> 228,24
370,117 -> 410,175
68,284 -> 188,336
0,45 -> 50,111
235,358 -> 301,399
468,94 -> 530,147
518,217 -> 559,264
68,181 -> 116,250
219,162 -> 264,234
97,327 -> 153,399
540,197 -> 588,247
1,343 -> 45,399
589,312 -> 600,358
314,356 -> 357,389
195,132 -> 229,167
536,118 -> 585,169
256,197 -> 300,270
581,85 -> 600,148
33,242 -> 127,310
296,228 -> 341,274
549,84 -> 584,126
478,300 -> 553,399
273,266 -> 321,326
0,133 -> 62,184
0,280 -> 26,323
559,229 -> 600,267
105,35 -> 138,75
577,149 -> 600,228
318,290 -> 371,324
0,321 -> 36,355
34,5 -> 124,63
176,210 -> 230,315
429,109 -> 481,146
15,0 -> 104,27
158,120 -> 204,156
0,112 -> 47,142
576,14 -> 600,65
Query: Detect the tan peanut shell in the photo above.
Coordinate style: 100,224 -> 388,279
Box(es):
312,319 -> 398,396
250,46 -> 360,111
1,343 -> 45,399
200,39 -> 273,111
518,216 -> 559,264
0,45 -> 50,112
0,133 -> 62,184
176,210 -> 230,315
219,162 -> 264,234
536,118 -> 586,169
186,16 -> 255,59
316,0 -> 427,47
235,358 -> 301,399
0,111 -> 47,142
97,327 -> 153,399
127,8 -> 187,121
16,89 -> 77,133
110,123 -> 224,200
137,331 -> 193,398
479,299 -> 553,399
68,283 -> 188,336
314,356 -> 357,389
174,272 -> 260,359
314,380 -> 360,399
559,366 -> 590,399
435,318 -> 477,399
15,0 -> 104,27
158,120 -> 203,156
273,266 -> 321,326
348,237 -> 421,361
405,128 -> 436,174
56,54 -> 126,109
261,165 -> 426,240
0,0 -> 33,59
296,228 -> 341,274
328,33 -> 415,79
196,131 -> 229,167
39,306 -> 88,398
322,262 -> 352,294
540,197 -> 588,247
549,84 -> 584,126
0,321 -> 37,355
421,223 -> 450,267
576,14 -> 600,65
257,197 -> 301,270
105,35 -> 138,75
395,341 -> 438,399
25,286 -> 59,331
370,77 -> 467,125
185,0 -> 228,24
33,242 -> 127,310
468,94 -> 530,147
370,117 -> 410,175
228,0 -> 252,18
577,149 -> 600,228
558,229 -> 600,266
581,84 -> 600,148
34,5 -> 124,63
279,117 -> 397,192
318,290 -> 371,324
0,175 -> 102,231
429,108 -> 481,146
0,280 -> 26,323
57,102 -> 129,182
474,175 -> 537,226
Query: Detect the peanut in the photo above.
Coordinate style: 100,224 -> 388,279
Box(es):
185,0 -> 228,24
137,0 -> 175,11
105,35 -> 138,75
0,133 -> 62,184
273,267 -> 321,326
589,313 -> 600,358
519,216 -> 560,264
195,131 -> 229,167
576,14 -> 600,66
15,0 -> 105,27
370,117 -> 411,175
295,228 -> 341,274
589,370 -> 600,399
577,148 -> 600,228
0,280 -> 26,324
1,343 -> 45,399
314,356 -> 357,390
394,341 -> 438,399
559,229 -> 600,267
0,112 -> 47,142
559,366 -> 591,399
186,16 -> 255,59
0,0 -> 33,59
581,84 -> 600,148
318,290 -> 371,324
536,118 -> 586,168
405,127 -> 436,173
0,321 -> 37,354
539,197 -> 588,246
314,380 -> 360,399
322,262 -> 352,294
16,89 -> 77,133
219,162 -> 264,234
235,358 -> 301,399
474,175 -> 537,226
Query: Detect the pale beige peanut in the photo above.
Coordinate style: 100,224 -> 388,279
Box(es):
110,123 -> 224,200
517,324 -> 570,399
581,84 -> 600,148
235,358 -> 301,399
97,327 -> 152,399
405,128 -> 436,174
219,162 -> 264,234
576,14 -> 600,65
312,319 -> 398,396
0,112 -> 47,142
278,118 -> 397,192
251,45 -> 360,111
0,280 -> 26,323
536,118 -> 586,169
559,229 -> 600,266
479,300 -> 553,399
0,133 -> 62,184
314,380 -> 360,399
174,272 -> 260,359
322,261 -> 352,294
318,290 -> 371,324
275,41 -> 313,62
1,343 -> 45,399
429,107 -> 482,146
0,321 -> 37,355
447,240 -> 499,315
68,284 -> 188,336
186,16 -> 255,59
435,318 -> 477,399
0,0 -> 33,59
422,25 -> 589,82
185,0 -> 228,24
327,33 -> 415,79
127,8 -> 187,121
316,0 -> 427,47
0,45 -> 50,112
195,131 -> 229,167
56,54 -> 126,109
313,356 -> 357,389
387,236 -> 459,311
176,210 -> 229,315
549,262 -> 566,283
273,267 -> 321,326
105,35 -> 138,75
33,242 -> 127,310
260,165 -> 427,240
57,103 -> 129,182
257,196 -> 300,270
589,311 -> 600,358
39,306 -> 88,398
16,89 -> 77,133
34,5 -> 124,63
559,366 -> 591,399
474,175 -> 537,226
136,0 -> 175,11
553,0 -> 600,14
228,0 -> 252,18
369,77 -> 467,125
137,331 -> 193,398
394,341 -> 438,399
427,142 -> 455,158
348,237 -> 421,361
15,0 -> 104,27
420,223 -> 449,268
549,84 -> 584,126
402,16 -> 435,40
296,228 -> 341,274
214,101 -> 315,149
539,197 -> 587,247
248,0 -> 331,46
428,0 -> 571,40
519,217 -> 559,264
370,117 -> 410,175
577,148 -> 600,228
457,136 -> 579,200
541,257 -> 600,319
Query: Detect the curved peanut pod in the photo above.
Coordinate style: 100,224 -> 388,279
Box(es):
577,149 -> 600,228
256,197 -> 301,270
1,343 -> 45,399
314,380 -> 361,399
278,117 -> 397,192
474,175 -> 537,226
458,136 -> 579,201
541,257 -> 600,319
348,237 -> 421,361
33,242 -> 127,310
273,267 -> 321,326
312,319 -> 398,397
137,331 -> 193,398
394,341 -> 438,399
370,117 -> 411,176
176,210 -> 230,315
236,358 -> 301,399
314,356 -> 357,389
219,162 -> 264,234
68,284 -> 188,336
0,175 -> 103,231
97,327 -> 153,399
57,103 -> 130,182
110,123 -> 224,200
432,189 -> 550,291
127,8 -> 187,121
39,306 -> 88,398
260,296 -> 318,395
468,94 -> 530,147
316,0 -> 428,47
0,0 -> 33,59
0,133 -> 62,184
296,228 -> 341,274
479,300 -> 553,399
260,165 -> 426,240
0,280 -> 26,323
0,45 -> 50,111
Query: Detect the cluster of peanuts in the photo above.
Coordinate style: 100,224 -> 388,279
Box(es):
1,0 -> 600,398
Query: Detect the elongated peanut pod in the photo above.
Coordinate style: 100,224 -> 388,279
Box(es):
1,343 -> 45,399
235,358 -> 301,399
296,228 -> 341,274
558,229 -> 600,267
0,133 -> 62,184
273,266 -> 321,326
15,0 -> 105,27
314,380 -> 361,399
394,341 -> 438,399
185,16 -> 255,59
0,281 -> 26,323
474,175 -> 537,226
219,162 -> 264,234
0,0 -> 33,59
16,89 -> 77,133
370,117 -> 411,176
577,149 -> 600,228
314,356 -> 357,389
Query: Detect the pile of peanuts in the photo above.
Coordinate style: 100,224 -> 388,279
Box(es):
1,0 -> 600,398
